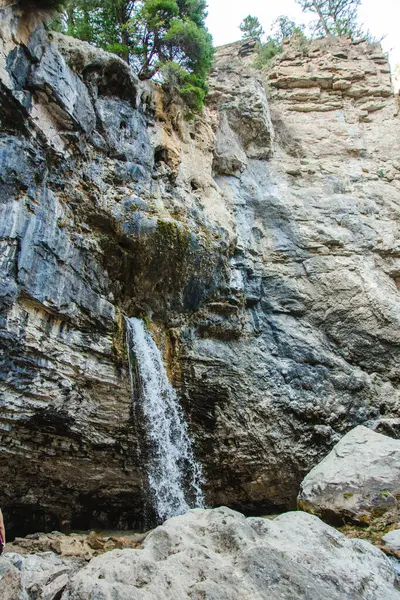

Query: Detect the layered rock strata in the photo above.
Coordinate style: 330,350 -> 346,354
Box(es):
1,3 -> 400,533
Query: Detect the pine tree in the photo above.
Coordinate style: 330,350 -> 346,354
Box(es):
239,15 -> 264,42
52,0 -> 213,110
295,0 -> 363,39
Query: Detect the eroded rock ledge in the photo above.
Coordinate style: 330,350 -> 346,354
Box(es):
1,2 -> 400,535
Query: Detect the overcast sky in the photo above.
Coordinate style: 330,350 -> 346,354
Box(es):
206,0 -> 400,75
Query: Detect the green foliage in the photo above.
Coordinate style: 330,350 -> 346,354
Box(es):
271,15 -> 305,44
253,39 -> 282,68
161,61 -> 207,112
239,15 -> 264,42
252,15 -> 307,69
164,18 -> 213,78
295,0 -> 364,40
52,0 -> 213,110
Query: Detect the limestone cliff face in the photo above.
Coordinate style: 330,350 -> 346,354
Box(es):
1,4 -> 400,536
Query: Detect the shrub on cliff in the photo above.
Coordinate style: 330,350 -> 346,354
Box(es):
51,0 -> 213,111
160,61 -> 207,112
252,15 -> 307,69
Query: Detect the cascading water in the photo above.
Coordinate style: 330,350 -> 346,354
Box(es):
125,317 -> 204,522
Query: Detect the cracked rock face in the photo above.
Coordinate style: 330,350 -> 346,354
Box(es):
1,4 -> 400,534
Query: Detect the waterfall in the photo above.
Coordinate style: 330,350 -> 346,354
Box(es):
125,317 -> 204,522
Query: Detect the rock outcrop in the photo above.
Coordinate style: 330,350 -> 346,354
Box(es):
1,1 -> 400,533
383,530 -> 400,553
60,507 -> 400,600
298,426 -> 400,524
0,552 -> 84,600
3,508 -> 399,599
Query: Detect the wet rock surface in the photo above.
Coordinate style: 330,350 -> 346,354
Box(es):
1,2 -> 400,532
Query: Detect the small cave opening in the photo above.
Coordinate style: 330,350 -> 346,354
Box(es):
190,179 -> 200,192
3,494 -> 151,542
154,146 -> 169,166
4,507 -> 61,543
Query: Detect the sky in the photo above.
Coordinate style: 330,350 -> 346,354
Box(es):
206,0 -> 400,78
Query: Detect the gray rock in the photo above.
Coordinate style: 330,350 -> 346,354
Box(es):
61,507 -> 400,600
213,112 -> 248,175
29,43 -> 95,133
0,552 -> 84,600
208,43 -> 274,160
298,426 -> 400,523
383,530 -> 400,552
95,96 -> 152,165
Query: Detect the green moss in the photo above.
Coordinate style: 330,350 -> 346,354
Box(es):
343,493 -> 354,499
378,490 -> 393,498
142,315 -> 151,331
57,217 -> 68,228
358,514 -> 370,524
155,220 -> 191,258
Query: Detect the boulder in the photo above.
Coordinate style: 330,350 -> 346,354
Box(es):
298,426 -> 400,524
61,507 -> 400,600
0,552 -> 84,600
383,530 -> 400,552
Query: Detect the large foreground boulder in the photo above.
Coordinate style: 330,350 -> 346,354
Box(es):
298,426 -> 400,524
61,507 -> 399,600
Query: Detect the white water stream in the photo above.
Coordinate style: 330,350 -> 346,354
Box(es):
125,317 -> 204,521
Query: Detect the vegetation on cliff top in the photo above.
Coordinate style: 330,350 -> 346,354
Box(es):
296,0 -> 364,39
241,0 -> 370,69
50,0 -> 213,111
240,15 -> 306,68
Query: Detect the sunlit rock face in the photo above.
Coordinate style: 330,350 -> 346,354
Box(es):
1,2 -> 400,535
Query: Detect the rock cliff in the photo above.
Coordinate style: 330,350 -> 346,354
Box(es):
1,3 -> 400,535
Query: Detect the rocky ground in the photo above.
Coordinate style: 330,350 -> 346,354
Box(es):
7,529 -> 148,559
2,426 -> 400,599
1,506 -> 400,600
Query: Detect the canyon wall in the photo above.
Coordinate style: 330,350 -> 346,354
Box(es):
1,5 -> 400,535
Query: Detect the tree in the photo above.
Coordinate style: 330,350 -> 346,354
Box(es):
295,0 -> 363,39
270,15 -> 305,45
127,0 -> 212,81
239,15 -> 264,42
52,0 -> 213,109
253,15 -> 306,69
